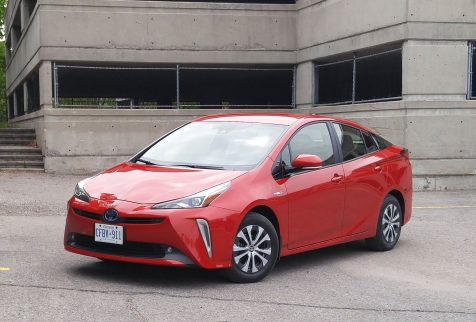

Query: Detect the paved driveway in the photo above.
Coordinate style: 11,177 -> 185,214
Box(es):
0,172 -> 475,321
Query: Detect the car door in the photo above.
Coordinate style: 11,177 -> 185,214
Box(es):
332,123 -> 387,236
280,122 -> 346,249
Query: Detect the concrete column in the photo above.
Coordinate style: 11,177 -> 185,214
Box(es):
403,40 -> 468,100
295,61 -> 314,110
13,91 -> 18,117
23,82 -> 29,114
21,0 -> 30,31
39,61 -> 53,109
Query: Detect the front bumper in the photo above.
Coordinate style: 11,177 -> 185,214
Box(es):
64,197 -> 241,269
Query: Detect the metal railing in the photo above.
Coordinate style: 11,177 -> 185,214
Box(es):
53,63 -> 296,110
314,48 -> 403,106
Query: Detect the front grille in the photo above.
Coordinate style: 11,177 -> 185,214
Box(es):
68,233 -> 166,258
73,208 -> 165,224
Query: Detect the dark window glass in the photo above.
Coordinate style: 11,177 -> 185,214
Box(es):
373,134 -> 393,150
16,86 -> 24,117
316,60 -> 353,104
180,68 -> 293,108
314,49 -> 402,105
333,123 -> 366,161
362,131 -> 378,153
58,66 -> 177,108
355,50 -> 402,102
8,95 -> 14,119
56,65 -> 294,109
289,123 -> 335,166
26,72 -> 40,113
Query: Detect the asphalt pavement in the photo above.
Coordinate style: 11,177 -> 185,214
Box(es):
0,171 -> 475,321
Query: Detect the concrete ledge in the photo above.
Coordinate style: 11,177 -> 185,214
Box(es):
45,155 -> 131,174
414,175 -> 476,191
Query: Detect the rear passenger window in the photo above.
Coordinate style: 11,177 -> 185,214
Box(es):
288,123 -> 336,166
362,131 -> 378,153
373,134 -> 393,150
333,123 -> 367,161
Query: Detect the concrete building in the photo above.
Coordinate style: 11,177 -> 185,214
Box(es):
4,0 -> 476,190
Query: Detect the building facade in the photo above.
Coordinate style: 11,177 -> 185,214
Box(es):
5,0 -> 476,190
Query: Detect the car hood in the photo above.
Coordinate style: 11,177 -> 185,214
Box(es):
83,162 -> 246,204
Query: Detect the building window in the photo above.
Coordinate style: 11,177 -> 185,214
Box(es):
8,95 -> 14,120
468,42 -> 476,99
26,71 -> 40,113
314,48 -> 402,105
54,64 -> 295,109
16,85 -> 25,117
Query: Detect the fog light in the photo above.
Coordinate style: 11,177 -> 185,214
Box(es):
196,219 -> 212,258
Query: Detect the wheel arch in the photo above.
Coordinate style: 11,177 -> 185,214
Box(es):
387,189 -> 405,223
248,205 -> 281,239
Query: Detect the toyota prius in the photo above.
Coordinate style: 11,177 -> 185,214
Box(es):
64,113 -> 412,283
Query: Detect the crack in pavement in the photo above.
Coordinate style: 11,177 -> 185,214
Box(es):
1,282 -> 475,316
126,297 -> 148,322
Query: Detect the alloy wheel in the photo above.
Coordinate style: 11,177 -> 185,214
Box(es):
233,225 -> 272,274
382,203 -> 401,243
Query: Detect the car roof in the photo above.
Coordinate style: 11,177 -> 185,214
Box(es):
194,113 -> 335,126
193,113 -> 376,133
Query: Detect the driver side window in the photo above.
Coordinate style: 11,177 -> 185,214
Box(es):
287,123 -> 336,167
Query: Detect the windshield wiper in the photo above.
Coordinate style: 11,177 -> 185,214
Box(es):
136,159 -> 158,166
172,164 -> 225,170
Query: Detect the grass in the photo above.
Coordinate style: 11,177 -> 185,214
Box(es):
0,121 -> 10,128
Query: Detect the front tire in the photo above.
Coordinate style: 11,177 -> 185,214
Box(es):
366,195 -> 403,251
223,212 -> 279,283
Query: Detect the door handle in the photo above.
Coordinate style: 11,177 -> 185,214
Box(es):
331,174 -> 344,183
374,165 -> 382,172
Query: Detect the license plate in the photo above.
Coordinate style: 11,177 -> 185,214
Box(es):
94,223 -> 124,245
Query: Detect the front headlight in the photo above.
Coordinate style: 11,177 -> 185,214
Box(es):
74,179 -> 90,202
152,182 -> 231,209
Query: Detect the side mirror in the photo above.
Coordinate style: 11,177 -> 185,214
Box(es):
291,154 -> 323,168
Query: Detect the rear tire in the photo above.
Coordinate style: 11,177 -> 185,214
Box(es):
366,195 -> 403,251
223,212 -> 279,283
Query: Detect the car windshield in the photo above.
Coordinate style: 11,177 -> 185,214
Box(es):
138,121 -> 288,170
138,121 -> 287,170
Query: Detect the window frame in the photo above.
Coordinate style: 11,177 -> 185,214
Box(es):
271,121 -> 392,180
272,121 -> 341,179
330,122 -> 385,164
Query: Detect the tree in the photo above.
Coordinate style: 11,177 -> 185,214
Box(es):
0,0 -> 7,124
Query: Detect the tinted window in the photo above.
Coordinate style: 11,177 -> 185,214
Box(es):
289,123 -> 336,166
373,134 -> 393,150
333,123 -> 366,161
362,131 -> 378,153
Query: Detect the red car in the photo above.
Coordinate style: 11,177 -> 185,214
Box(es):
64,113 -> 412,283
